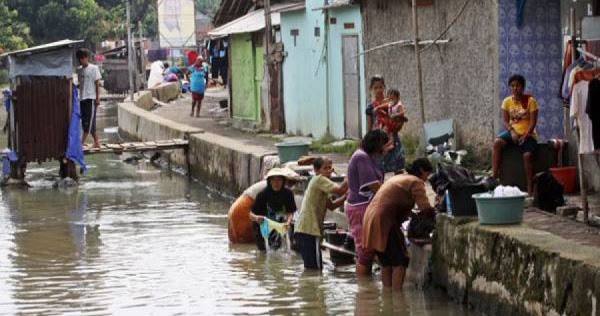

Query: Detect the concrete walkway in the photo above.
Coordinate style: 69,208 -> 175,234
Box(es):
151,86 -> 350,171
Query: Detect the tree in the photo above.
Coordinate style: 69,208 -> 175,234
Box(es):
0,0 -> 29,52
8,0 -> 104,46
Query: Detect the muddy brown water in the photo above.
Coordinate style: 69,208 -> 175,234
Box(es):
0,102 -> 474,315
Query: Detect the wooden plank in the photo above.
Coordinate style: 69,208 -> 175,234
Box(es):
321,241 -> 356,257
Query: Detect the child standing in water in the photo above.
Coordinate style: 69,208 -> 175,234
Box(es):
294,158 -> 348,270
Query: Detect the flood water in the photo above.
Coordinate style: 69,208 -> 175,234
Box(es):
0,102 -> 473,315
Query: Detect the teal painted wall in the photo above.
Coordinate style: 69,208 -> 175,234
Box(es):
281,7 -> 328,137
281,2 -> 364,139
231,33 -> 261,122
327,6 -> 366,139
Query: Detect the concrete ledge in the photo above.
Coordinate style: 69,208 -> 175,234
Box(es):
432,214 -> 600,316
189,133 -> 275,195
118,100 -> 276,195
149,82 -> 180,103
132,91 -> 154,110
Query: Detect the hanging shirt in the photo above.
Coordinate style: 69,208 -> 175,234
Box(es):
76,64 -> 102,101
570,81 -> 594,153
586,78 -> 600,150
501,95 -> 538,136
562,63 -> 580,101
187,65 -> 206,94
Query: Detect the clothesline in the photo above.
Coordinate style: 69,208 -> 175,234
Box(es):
577,47 -> 599,61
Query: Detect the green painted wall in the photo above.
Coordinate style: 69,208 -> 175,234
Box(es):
231,33 -> 261,122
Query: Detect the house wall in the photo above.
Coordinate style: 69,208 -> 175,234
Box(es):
281,7 -> 328,137
281,2 -> 365,139
327,5 -> 367,139
498,0 -> 563,140
362,0 -> 500,152
231,33 -> 261,122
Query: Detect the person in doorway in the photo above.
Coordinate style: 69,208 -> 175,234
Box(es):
345,129 -> 389,276
492,74 -> 538,195
365,75 -> 387,132
76,48 -> 102,149
362,158 -> 436,291
294,157 -> 348,270
228,168 -> 301,244
250,168 -> 297,251
187,57 -> 207,117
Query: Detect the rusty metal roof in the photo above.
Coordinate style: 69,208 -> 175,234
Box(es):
1,39 -> 83,57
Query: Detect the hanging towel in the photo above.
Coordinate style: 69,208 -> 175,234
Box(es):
65,85 -> 87,172
516,0 -> 527,28
259,218 -> 287,239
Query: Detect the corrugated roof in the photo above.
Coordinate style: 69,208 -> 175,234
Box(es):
279,2 -> 305,13
1,39 -> 83,57
313,0 -> 354,10
209,3 -> 299,37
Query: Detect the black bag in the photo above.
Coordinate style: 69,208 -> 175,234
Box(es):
533,171 -> 565,212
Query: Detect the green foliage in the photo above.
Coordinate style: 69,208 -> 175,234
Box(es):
401,133 -> 419,165
6,0 -> 157,48
310,134 -> 358,157
0,0 -> 29,51
196,0 -> 219,17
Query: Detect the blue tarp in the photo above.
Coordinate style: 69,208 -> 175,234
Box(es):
2,89 -> 10,112
66,85 -> 87,172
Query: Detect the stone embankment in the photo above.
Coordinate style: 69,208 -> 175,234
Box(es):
118,84 -> 275,196
119,84 -> 600,316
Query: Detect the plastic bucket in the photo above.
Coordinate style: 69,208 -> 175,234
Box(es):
275,141 -> 310,163
472,193 -> 525,225
549,166 -> 576,194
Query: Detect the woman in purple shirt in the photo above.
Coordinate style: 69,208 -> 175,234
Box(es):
346,129 -> 389,276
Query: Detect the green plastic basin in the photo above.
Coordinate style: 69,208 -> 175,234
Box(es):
472,193 -> 525,225
275,141 -> 310,164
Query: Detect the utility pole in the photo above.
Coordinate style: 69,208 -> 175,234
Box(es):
126,0 -> 134,101
412,0 -> 426,125
264,0 -> 273,129
139,20 -> 146,88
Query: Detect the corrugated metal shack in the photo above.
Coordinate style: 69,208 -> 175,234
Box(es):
102,41 -> 145,94
1,40 -> 82,179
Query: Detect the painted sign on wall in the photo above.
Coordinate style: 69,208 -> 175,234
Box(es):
158,0 -> 196,47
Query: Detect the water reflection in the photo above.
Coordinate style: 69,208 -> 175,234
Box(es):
0,102 -> 473,315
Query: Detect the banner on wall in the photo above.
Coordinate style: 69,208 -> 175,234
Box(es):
157,0 -> 197,48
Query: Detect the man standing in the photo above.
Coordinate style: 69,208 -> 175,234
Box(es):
76,48 -> 102,148
188,56 -> 207,117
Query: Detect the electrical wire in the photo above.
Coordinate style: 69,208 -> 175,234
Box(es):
418,0 -> 472,54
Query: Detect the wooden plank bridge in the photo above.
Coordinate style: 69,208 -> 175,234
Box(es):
83,139 -> 189,155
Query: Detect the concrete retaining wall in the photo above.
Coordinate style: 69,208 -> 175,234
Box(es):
433,215 -> 600,316
149,82 -> 180,103
118,97 -> 275,195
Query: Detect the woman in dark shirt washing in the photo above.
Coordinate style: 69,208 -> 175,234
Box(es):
250,168 -> 297,251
